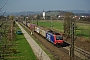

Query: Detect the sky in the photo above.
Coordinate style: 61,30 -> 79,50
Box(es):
0,0 -> 90,12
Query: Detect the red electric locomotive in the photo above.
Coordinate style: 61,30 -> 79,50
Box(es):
46,30 -> 64,45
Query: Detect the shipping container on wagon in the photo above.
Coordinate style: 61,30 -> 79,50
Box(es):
35,27 -> 40,33
30,24 -> 36,29
39,29 -> 47,37
29,24 -> 36,31
36,26 -> 48,37
26,22 -> 30,27
23,21 -> 26,25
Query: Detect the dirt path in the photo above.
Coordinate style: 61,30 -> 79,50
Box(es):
16,22 -> 51,60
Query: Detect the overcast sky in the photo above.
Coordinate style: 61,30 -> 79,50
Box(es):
0,0 -> 90,12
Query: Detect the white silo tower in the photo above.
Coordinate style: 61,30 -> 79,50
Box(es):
43,9 -> 45,19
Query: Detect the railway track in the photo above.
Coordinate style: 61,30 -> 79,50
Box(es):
62,42 -> 90,60
74,46 -> 90,59
20,22 -> 90,60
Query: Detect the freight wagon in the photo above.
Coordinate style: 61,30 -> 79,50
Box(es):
26,22 -> 30,27
23,21 -> 26,25
40,29 -> 46,37
35,26 -> 47,37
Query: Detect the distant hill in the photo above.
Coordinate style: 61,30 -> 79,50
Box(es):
64,10 -> 90,13
45,10 -> 90,16
0,11 -> 42,16
0,10 -> 90,16
45,10 -> 66,16
64,10 -> 90,16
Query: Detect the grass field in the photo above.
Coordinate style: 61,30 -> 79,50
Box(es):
8,24 -> 37,60
33,20 -> 64,32
76,23 -> 90,38
33,20 -> 90,38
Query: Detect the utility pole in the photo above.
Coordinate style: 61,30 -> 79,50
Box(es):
32,18 -> 33,24
37,19 -> 38,25
70,23 -> 75,60
50,16 -> 53,29
36,15 -> 39,25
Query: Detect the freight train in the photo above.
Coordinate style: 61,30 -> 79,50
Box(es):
23,21 -> 64,45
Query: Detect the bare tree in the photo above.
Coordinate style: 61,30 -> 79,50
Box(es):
0,0 -> 8,16
64,12 -> 74,38
0,0 -> 8,12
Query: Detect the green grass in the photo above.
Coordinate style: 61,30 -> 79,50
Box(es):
8,24 -> 37,60
34,20 -> 64,32
52,21 -> 64,32
76,23 -> 90,38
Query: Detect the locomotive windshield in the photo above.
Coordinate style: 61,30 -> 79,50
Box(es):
56,36 -> 63,40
